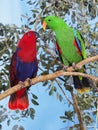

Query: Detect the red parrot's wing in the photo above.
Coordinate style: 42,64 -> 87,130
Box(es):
9,52 -> 29,110
9,52 -> 19,87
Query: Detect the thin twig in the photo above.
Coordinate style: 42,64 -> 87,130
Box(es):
55,79 -> 73,105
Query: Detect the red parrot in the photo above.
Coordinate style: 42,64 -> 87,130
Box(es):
8,31 -> 39,110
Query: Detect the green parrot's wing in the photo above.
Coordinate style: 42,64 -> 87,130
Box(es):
73,29 -> 87,59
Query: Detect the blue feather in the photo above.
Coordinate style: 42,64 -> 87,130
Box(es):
76,38 -> 82,51
16,56 -> 37,81
73,29 -> 82,52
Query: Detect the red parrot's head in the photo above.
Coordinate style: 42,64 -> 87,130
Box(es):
17,31 -> 39,62
18,31 -> 39,48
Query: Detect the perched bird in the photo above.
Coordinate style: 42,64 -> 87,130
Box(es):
42,16 -> 90,94
8,31 -> 39,110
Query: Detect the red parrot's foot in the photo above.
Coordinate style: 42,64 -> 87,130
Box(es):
18,81 -> 25,88
25,78 -> 32,86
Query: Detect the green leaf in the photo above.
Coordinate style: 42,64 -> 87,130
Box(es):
31,9 -> 39,13
29,20 -> 35,25
7,119 -> 10,126
32,93 -> 38,99
30,108 -> 35,114
52,86 -> 57,92
31,99 -> 39,105
60,116 -> 66,119
59,94 -> 63,102
49,89 -> 53,95
29,108 -> 35,120
43,81 -> 48,86
57,93 -> 63,102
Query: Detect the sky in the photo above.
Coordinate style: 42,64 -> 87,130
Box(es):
0,0 -> 68,130
0,0 -> 22,25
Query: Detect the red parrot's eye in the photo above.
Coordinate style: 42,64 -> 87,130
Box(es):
34,32 -> 40,39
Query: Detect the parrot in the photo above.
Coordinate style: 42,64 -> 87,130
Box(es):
8,31 -> 39,110
42,16 -> 90,94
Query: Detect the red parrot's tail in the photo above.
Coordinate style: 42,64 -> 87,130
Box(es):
8,88 -> 29,110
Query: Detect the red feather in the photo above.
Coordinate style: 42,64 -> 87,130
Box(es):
18,31 -> 37,62
74,39 -> 82,56
56,42 -> 62,55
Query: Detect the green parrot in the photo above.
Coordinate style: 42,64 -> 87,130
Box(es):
42,16 -> 90,94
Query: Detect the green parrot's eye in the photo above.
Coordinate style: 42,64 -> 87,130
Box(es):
48,19 -> 51,22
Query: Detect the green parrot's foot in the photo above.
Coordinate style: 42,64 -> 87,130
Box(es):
72,62 -> 78,70
63,66 -> 68,71
18,81 -> 25,88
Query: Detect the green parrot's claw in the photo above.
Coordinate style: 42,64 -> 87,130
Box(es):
63,66 -> 68,71
72,62 -> 78,70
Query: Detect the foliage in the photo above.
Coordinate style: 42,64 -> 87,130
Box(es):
0,0 -> 98,129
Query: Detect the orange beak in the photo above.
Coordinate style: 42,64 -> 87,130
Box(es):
42,21 -> 47,31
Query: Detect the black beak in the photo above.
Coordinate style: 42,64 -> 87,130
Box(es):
34,31 -> 40,39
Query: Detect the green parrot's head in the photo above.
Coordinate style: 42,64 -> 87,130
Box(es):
42,16 -> 64,31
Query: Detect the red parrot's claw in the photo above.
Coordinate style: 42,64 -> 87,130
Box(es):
63,66 -> 68,71
18,81 -> 25,88
25,78 -> 32,85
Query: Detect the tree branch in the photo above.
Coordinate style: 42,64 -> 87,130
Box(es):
0,55 -> 98,100
66,55 -> 98,72
71,92 -> 85,130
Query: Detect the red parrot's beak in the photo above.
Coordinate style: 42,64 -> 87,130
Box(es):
42,21 -> 47,31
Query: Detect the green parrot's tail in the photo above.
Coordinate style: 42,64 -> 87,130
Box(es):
73,76 -> 90,94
